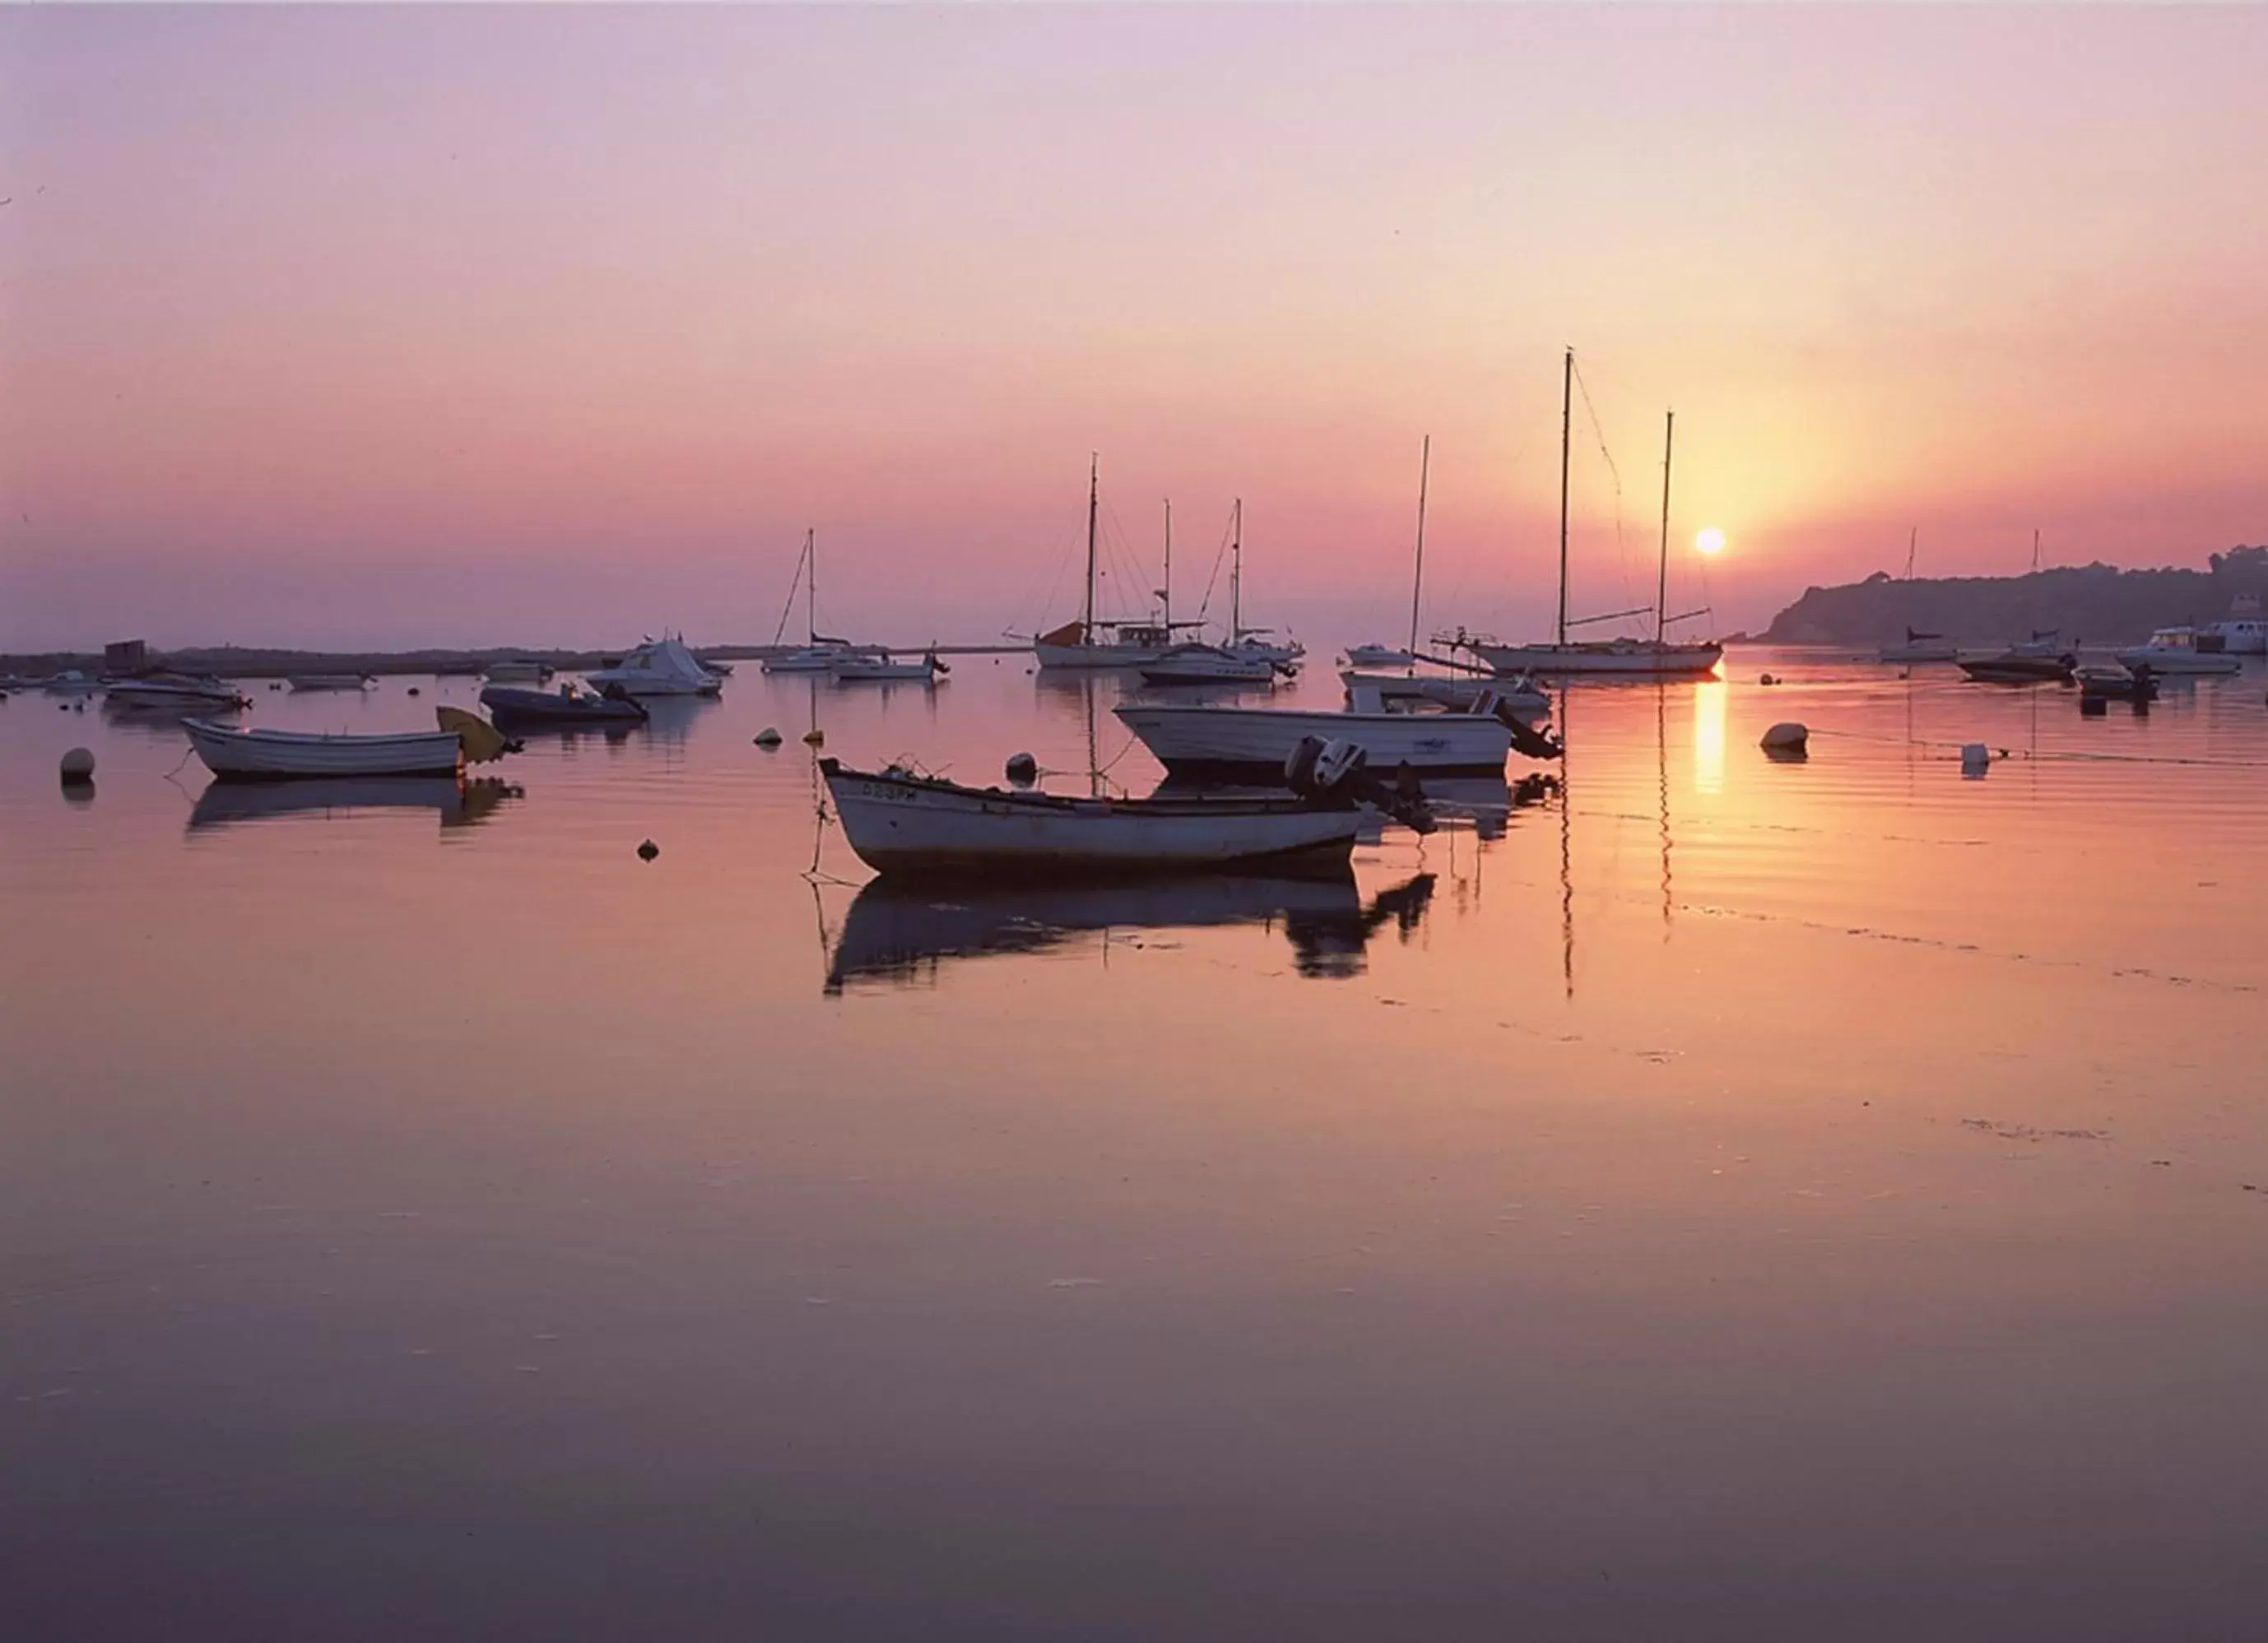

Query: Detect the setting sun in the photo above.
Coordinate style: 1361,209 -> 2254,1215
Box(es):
1695,527 -> 1727,556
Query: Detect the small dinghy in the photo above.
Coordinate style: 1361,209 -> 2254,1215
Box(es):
288,674 -> 376,692
184,708 -> 518,781
821,736 -> 1433,878
481,682 -> 648,726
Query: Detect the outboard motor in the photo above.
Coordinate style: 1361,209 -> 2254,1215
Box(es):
1480,690 -> 1564,760
1284,736 -> 1436,834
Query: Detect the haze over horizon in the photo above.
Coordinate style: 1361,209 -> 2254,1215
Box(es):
5,5 -> 2265,653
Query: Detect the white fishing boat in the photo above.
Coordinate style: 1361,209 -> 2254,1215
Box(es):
184,708 -> 517,780
1449,361 -> 1722,680
759,531 -> 890,673
1339,669 -> 1550,716
1139,643 -> 1279,685
288,673 -> 375,692
2113,628 -> 2243,675
105,673 -> 249,711
1031,462 -> 1205,667
830,652 -> 947,683
821,759 -> 1365,875
1114,683 -> 1553,778
482,658 -> 555,684
584,634 -> 724,697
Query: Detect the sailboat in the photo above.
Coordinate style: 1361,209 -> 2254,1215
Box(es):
761,530 -> 890,673
1451,352 -> 1722,679
1140,501 -> 1300,685
1219,500 -> 1303,666
1033,460 -> 1205,667
1880,530 -> 1959,662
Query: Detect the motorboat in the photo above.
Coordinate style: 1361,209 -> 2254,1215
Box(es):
183,707 -> 518,780
2200,594 -> 2266,656
2113,628 -> 2242,675
822,759 -> 1376,877
829,652 -> 947,683
1139,643 -> 1280,686
1957,648 -> 2076,684
288,673 -> 376,692
583,634 -> 724,698
1880,628 -> 1959,664
480,682 -> 648,726
1344,643 -> 1415,668
39,670 -> 104,698
1113,682 -> 1559,779
1338,669 -> 1550,717
105,672 -> 249,712
482,658 -> 555,684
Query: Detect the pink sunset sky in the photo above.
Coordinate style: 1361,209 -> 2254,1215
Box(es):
3,5 -> 2265,652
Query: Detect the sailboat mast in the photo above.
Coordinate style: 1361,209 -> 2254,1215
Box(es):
1409,434 -> 1430,661
1557,347 -> 1573,649
1231,498 -> 1243,639
1656,411 -> 1673,648
1083,454 -> 1099,638
806,527 -> 817,645
1164,500 -> 1173,630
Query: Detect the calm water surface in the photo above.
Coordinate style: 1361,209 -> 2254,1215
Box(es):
5,652 -> 2266,1640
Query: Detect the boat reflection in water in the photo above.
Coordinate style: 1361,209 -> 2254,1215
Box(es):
825,870 -> 1438,994
188,776 -> 522,833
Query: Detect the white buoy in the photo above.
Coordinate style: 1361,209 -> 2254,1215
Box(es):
59,747 -> 95,785
1759,722 -> 1808,755
753,726 -> 783,749
1961,743 -> 1991,777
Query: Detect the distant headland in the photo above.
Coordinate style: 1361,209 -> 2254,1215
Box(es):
1759,545 -> 2268,646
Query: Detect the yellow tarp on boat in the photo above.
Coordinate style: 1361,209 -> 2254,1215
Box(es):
435,706 -> 512,764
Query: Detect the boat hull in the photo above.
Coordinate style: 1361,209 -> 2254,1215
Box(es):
1338,671 -> 1550,716
822,762 -> 1360,876
480,686 -> 647,724
1034,643 -> 1172,670
1114,704 -> 1514,777
1459,641 -> 1723,677
184,717 -> 467,780
2110,648 -> 2242,675
1958,657 -> 2075,684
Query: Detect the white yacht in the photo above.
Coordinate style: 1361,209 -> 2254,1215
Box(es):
2113,628 -> 2242,675
584,634 -> 725,697
2200,594 -> 2266,656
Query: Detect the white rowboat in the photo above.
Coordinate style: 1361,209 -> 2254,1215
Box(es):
821,759 -> 1362,876
1113,700 -> 1518,777
184,708 -> 516,780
